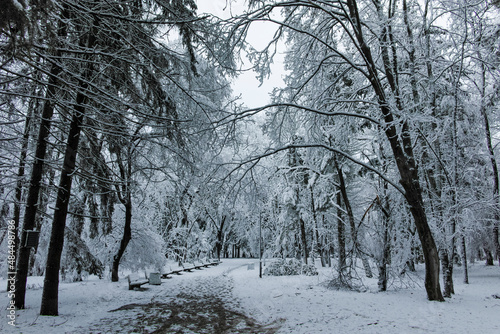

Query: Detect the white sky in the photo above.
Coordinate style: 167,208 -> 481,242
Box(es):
196,0 -> 287,108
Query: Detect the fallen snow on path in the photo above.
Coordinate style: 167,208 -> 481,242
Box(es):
0,260 -> 499,333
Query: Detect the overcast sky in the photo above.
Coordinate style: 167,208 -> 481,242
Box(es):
196,0 -> 287,108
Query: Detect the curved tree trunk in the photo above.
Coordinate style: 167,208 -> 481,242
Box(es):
347,0 -> 443,301
111,200 -> 132,282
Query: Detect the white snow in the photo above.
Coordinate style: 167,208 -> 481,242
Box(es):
1,259 -> 499,333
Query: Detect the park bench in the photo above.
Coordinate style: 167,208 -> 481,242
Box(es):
159,259 -> 221,278
192,261 -> 207,270
161,268 -> 183,279
197,260 -> 212,268
127,273 -> 149,290
206,259 -> 221,266
181,262 -> 198,272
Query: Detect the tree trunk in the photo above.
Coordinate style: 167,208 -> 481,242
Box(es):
378,193 -> 391,292
299,218 -> 308,265
401,174 -> 444,301
317,230 -> 326,267
215,216 -> 226,261
311,188 -> 325,267
111,200 -> 132,282
39,82 -> 90,315
337,191 -> 346,281
39,14 -> 97,315
378,219 -> 390,292
461,236 -> 468,284
494,225 -> 500,265
346,0 -> 443,301
479,60 -> 500,266
441,248 -> 454,297
8,107 -> 32,292
335,162 -> 373,278
14,41 -> 65,310
485,248 -> 494,266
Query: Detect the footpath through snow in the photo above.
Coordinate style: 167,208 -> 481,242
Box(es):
1,259 -> 500,333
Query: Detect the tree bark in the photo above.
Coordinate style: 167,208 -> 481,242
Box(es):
111,200 -> 132,282
479,58 -> 500,266
299,217 -> 308,265
461,236 -> 469,284
310,188 -> 325,267
14,9 -> 67,306
377,192 -> 391,292
39,14 -> 97,315
346,0 -> 443,301
39,80 -> 90,315
215,216 -> 226,261
441,248 -> 454,297
8,106 -> 31,292
335,161 -> 373,278
337,190 -> 346,281
485,248 -> 494,266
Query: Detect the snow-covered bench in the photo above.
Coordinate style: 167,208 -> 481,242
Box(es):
161,268 -> 183,278
181,262 -> 198,272
159,259 -> 221,278
204,259 -> 221,266
127,273 -> 149,290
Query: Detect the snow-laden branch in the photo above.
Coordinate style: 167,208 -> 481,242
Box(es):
216,102 -> 380,126
229,143 -> 405,196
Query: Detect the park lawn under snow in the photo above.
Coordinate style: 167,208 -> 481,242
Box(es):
0,259 -> 499,333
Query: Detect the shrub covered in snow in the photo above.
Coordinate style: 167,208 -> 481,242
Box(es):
264,258 -> 318,276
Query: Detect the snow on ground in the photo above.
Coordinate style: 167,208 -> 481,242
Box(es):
0,259 -> 499,333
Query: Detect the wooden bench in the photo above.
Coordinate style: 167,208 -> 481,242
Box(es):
181,262 -> 197,272
159,259 -> 221,278
207,259 -> 221,266
198,259 -> 219,267
192,261 -> 206,270
127,273 -> 149,290
161,266 -> 185,278
198,262 -> 210,268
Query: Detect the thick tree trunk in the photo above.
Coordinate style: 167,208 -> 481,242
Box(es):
494,226 -> 500,265
14,57 -> 62,310
377,219 -> 390,292
317,230 -> 326,267
445,213 -> 457,297
461,236 -> 469,284
480,71 -> 500,266
485,248 -> 494,266
378,194 -> 391,292
14,4 -> 70,310
39,91 -> 89,315
344,0 -> 443,301
299,218 -> 308,265
441,248 -> 454,297
111,200 -> 132,282
311,188 -> 325,267
215,216 -> 226,261
400,173 -> 444,301
40,14 -> 97,315
337,191 -> 346,281
347,0 -> 443,301
8,108 -> 31,292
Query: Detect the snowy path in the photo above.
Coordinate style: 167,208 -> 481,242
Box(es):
1,259 -> 499,333
79,275 -> 280,333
